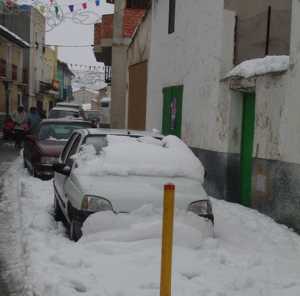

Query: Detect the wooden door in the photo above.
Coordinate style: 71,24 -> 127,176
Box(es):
128,61 -> 148,130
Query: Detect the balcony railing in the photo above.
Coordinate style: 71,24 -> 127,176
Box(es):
105,65 -> 112,84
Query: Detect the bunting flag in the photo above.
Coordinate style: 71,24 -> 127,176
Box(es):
95,0 -> 100,6
68,4 -> 74,12
82,2 -> 87,9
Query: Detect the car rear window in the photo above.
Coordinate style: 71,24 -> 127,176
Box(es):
48,109 -> 79,119
38,122 -> 91,140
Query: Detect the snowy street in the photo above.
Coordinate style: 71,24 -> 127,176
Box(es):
1,157 -> 300,295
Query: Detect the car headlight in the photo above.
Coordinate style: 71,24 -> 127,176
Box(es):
40,156 -> 58,164
188,199 -> 214,223
81,195 -> 113,212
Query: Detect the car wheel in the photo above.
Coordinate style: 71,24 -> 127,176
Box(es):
70,220 -> 82,242
54,197 -> 64,221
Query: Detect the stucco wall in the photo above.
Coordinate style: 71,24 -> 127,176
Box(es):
278,0 -> 300,165
147,0 -> 235,153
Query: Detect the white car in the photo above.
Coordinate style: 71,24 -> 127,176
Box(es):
53,129 -> 214,241
49,106 -> 82,119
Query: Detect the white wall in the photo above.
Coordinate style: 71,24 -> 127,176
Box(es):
146,0 -> 235,152
278,0 -> 300,164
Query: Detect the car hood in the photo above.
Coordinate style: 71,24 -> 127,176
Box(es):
37,140 -> 66,156
72,174 -> 208,212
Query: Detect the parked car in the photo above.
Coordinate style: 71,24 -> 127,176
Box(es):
84,110 -> 101,127
48,106 -> 81,119
53,129 -> 214,241
23,119 -> 92,179
56,102 -> 82,110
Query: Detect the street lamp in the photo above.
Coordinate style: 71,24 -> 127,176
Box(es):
3,80 -> 12,116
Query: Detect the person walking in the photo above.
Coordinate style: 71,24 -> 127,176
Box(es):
27,107 -> 41,135
12,106 -> 28,148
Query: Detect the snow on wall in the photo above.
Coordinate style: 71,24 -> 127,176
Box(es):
146,0 -> 235,151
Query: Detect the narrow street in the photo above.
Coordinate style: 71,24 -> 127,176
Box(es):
0,138 -> 18,296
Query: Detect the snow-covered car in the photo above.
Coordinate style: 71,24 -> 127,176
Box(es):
23,119 -> 92,179
53,129 -> 214,241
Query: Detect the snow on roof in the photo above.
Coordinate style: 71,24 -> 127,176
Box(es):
225,55 -> 289,79
74,135 -> 205,182
0,25 -> 30,48
101,96 -> 111,103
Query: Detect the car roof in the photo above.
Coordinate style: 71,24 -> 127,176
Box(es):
74,128 -> 164,138
40,118 -> 91,124
56,102 -> 81,107
51,106 -> 80,112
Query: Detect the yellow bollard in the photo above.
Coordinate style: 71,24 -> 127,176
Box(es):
160,183 -> 175,296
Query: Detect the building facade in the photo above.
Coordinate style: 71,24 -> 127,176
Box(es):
56,61 -> 74,102
0,24 -> 29,126
94,0 -> 149,128
0,5 -> 46,109
73,87 -> 98,106
38,46 -> 59,116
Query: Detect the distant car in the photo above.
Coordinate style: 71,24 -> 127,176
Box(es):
53,129 -> 214,241
48,106 -> 81,119
84,110 -> 101,127
56,102 -> 82,110
23,119 -> 92,179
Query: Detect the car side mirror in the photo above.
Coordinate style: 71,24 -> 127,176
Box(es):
53,163 -> 71,176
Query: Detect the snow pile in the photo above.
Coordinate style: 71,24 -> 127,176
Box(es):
74,135 -> 205,182
225,55 -> 289,79
3,159 -> 300,295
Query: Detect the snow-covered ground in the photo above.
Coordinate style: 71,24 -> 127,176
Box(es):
2,158 -> 300,295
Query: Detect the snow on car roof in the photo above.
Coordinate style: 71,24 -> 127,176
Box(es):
41,118 -> 89,124
74,135 -> 205,182
83,128 -> 163,138
56,102 -> 81,107
51,106 -> 80,112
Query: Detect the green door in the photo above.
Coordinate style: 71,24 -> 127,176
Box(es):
240,92 -> 256,207
162,85 -> 183,137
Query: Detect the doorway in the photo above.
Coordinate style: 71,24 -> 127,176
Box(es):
240,92 -> 256,207
162,85 -> 183,137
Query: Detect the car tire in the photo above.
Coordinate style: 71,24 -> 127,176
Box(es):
54,197 -> 64,221
70,220 -> 82,242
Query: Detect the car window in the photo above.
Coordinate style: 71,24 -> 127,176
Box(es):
61,133 -> 78,163
83,135 -> 108,154
65,135 -> 82,167
38,122 -> 90,140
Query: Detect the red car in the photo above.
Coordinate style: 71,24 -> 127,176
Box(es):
23,118 -> 92,179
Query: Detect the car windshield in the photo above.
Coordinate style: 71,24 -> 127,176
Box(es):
49,109 -> 79,119
38,122 -> 90,140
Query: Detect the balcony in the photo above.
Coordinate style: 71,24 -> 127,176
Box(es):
23,69 -> 28,84
0,59 -> 6,77
94,14 -> 114,65
94,6 -> 145,64
12,64 -> 18,81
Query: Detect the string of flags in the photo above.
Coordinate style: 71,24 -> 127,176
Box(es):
0,0 -> 105,16
68,63 -> 104,71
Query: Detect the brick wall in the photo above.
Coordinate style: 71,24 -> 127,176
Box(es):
123,9 -> 145,38
94,14 -> 114,45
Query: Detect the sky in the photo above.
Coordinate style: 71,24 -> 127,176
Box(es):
45,1 -> 114,67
